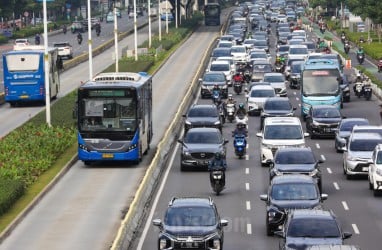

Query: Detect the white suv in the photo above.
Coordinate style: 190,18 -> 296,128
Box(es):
256,117 -> 309,166
368,144 -> 382,196
246,84 -> 276,116
207,60 -> 233,86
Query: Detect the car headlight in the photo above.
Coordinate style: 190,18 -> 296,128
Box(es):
309,168 -> 319,177
214,121 -> 221,125
201,85 -> 208,89
185,120 -> 191,125
312,120 -> 320,126
376,168 -> 382,176
213,239 -> 221,249
183,150 -> 191,156
159,238 -> 167,250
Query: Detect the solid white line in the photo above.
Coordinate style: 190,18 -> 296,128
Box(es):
327,167 -> 332,174
352,224 -> 360,234
245,182 -> 250,190
245,168 -> 249,174
247,224 -> 252,234
136,141 -> 180,250
316,143 -> 320,149
246,201 -> 251,210
342,201 -> 349,210
333,182 -> 340,190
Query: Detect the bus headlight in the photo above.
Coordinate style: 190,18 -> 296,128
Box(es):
128,143 -> 137,151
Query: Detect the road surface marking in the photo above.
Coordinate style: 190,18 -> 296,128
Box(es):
316,143 -> 320,149
352,224 -> 360,234
245,168 -> 249,174
342,201 -> 349,210
327,167 -> 332,174
247,224 -> 252,234
245,182 -> 250,190
333,182 -> 340,190
321,154 -> 326,161
246,201 -> 251,210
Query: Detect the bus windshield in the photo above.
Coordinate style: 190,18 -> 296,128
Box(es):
80,97 -> 137,132
5,54 -> 40,71
302,69 -> 340,96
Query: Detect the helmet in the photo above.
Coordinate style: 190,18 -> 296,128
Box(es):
236,72 -> 240,76
239,103 -> 244,109
215,152 -> 221,159
214,84 -> 218,88
237,122 -> 245,129
228,94 -> 233,100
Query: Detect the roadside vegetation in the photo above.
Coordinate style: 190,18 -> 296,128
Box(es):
0,13 -> 203,232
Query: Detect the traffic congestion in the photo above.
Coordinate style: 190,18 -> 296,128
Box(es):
137,1 -> 382,250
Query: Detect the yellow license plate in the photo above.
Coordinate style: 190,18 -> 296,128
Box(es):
102,153 -> 114,159
20,95 -> 29,99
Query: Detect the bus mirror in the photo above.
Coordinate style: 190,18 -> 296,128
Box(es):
72,106 -> 78,119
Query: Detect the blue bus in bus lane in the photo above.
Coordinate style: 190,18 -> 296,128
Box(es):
301,59 -> 342,120
75,72 -> 153,165
2,45 -> 60,106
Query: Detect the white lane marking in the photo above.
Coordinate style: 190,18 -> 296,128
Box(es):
316,143 -> 320,149
296,97 -> 299,101
321,154 -> 326,161
333,182 -> 340,190
247,224 -> 252,234
293,91 -> 297,95
137,140 -> 180,249
246,201 -> 251,210
245,182 -> 250,190
298,103 -> 301,107
342,201 -> 349,210
245,154 -> 249,160
352,224 -> 360,234
245,168 -> 249,174
327,167 -> 332,174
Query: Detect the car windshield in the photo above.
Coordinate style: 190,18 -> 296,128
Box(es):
252,64 -> 272,73
275,151 -> 315,164
231,47 -> 246,53
264,101 -> 291,111
278,46 -> 289,52
250,89 -> 275,97
340,121 -> 368,131
313,108 -> 341,118
290,47 -> 308,54
184,131 -> 222,144
291,63 -> 303,73
165,206 -> 216,226
349,139 -> 382,151
271,183 -> 318,200
264,75 -> 285,82
264,125 -> 303,139
212,49 -> 231,57
203,73 -> 225,82
287,218 -> 341,238
188,108 -> 218,117
254,40 -> 267,46
210,64 -> 229,71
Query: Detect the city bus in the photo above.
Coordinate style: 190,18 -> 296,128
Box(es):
2,45 -> 60,106
76,72 -> 153,165
301,59 -> 342,120
204,2 -> 221,26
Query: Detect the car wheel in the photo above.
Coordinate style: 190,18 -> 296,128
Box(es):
343,162 -> 347,175
369,178 -> 373,190
180,164 -> 186,172
373,189 -> 380,196
266,220 -> 273,236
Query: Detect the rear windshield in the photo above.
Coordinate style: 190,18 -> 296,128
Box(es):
264,125 -> 303,139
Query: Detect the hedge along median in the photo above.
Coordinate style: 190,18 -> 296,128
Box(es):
0,13 -> 204,237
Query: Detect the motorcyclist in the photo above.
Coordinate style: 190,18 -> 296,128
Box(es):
344,40 -> 350,53
208,152 -> 227,186
236,103 -> 247,117
357,46 -> 364,55
378,58 -> 382,72
95,22 -> 101,35
212,84 -> 221,94
35,33 -> 41,45
232,122 -> 248,137
77,32 -> 83,44
353,72 -> 364,93
359,36 -> 365,44
225,94 -> 236,106
62,24 -> 67,34
233,72 -> 244,83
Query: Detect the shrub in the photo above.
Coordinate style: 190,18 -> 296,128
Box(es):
0,178 -> 25,216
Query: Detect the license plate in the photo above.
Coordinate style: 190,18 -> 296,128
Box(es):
324,128 -> 332,132
102,153 -> 114,159
181,242 -> 199,248
362,167 -> 369,172
19,95 -> 29,99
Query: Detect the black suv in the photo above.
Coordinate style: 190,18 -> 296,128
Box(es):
260,175 -> 328,236
260,97 -> 296,130
152,197 -> 228,250
183,104 -> 223,133
275,209 -> 352,250
268,147 -> 324,192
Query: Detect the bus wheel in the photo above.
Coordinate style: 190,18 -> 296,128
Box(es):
84,161 -> 91,166
9,102 -> 16,107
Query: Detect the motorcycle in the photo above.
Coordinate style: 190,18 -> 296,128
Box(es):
96,28 -> 101,37
235,114 -> 248,128
378,60 -> 382,73
233,81 -> 242,94
274,63 -> 284,73
363,84 -> 372,100
357,53 -> 364,64
77,35 -> 83,45
344,43 -> 350,54
217,103 -> 226,124
341,34 -> 346,44
63,26 -> 67,34
233,133 -> 247,158
354,82 -> 364,98
209,167 -> 225,195
244,70 -> 251,83
226,103 -> 236,123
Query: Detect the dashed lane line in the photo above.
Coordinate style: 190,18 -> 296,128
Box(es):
342,201 -> 349,211
352,224 -> 360,234
333,182 -> 340,190
247,224 -> 252,235
316,143 -> 320,149
245,182 -> 249,190
327,167 -> 332,174
246,201 -> 251,210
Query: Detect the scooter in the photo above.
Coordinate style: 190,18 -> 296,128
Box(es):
209,168 -> 225,195
217,103 -> 226,124
274,63 -> 284,73
233,133 -> 247,158
344,43 -> 350,54
357,53 -> 365,64
96,28 -> 101,36
354,82 -> 364,98
341,34 -> 346,44
233,81 -> 242,94
378,60 -> 382,73
363,84 -> 372,100
235,114 -> 248,128
226,103 -> 236,123
212,89 -> 221,106
77,35 -> 83,45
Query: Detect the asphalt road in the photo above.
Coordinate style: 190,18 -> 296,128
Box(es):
0,12 -> 227,250
136,20 -> 382,250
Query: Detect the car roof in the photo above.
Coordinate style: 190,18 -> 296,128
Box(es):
341,118 -> 369,123
251,84 -> 274,90
211,60 -> 230,65
264,116 -> 301,125
271,174 -> 317,184
306,245 -> 361,250
311,104 -> 339,110
169,197 -> 214,207
252,59 -> 271,65
186,127 -> 221,133
289,209 -> 335,219
350,132 -> 382,140
275,146 -> 313,154
190,104 -> 217,109
264,72 -> 284,77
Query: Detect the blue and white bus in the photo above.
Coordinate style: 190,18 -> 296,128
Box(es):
76,72 -> 153,165
301,59 -> 342,120
2,45 -> 60,106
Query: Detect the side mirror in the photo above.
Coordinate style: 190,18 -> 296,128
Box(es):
304,132 -> 310,137
224,139 -> 229,144
292,107 -> 297,111
321,193 -> 328,201
198,78 -> 202,83
220,219 -> 229,227
343,232 -> 352,239
259,194 -> 268,201
318,159 -> 325,164
256,132 -> 263,137
152,219 -> 163,227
